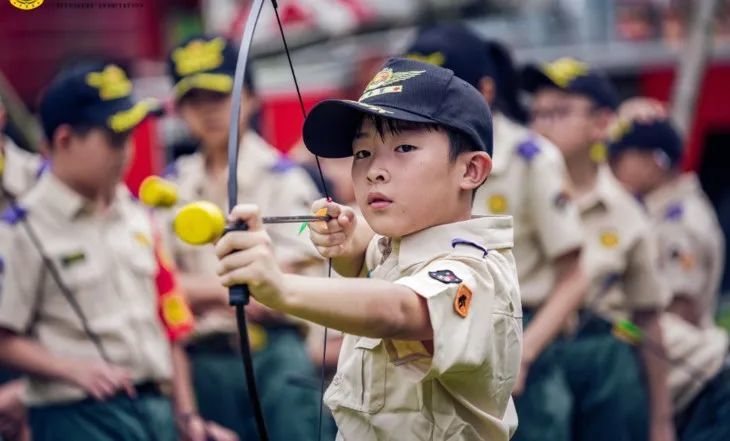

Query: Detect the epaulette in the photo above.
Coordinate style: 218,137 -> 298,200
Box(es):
664,202 -> 684,221
270,156 -> 297,174
1,204 -> 27,225
516,139 -> 541,161
451,238 -> 489,258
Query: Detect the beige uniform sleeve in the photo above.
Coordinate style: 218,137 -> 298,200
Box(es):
624,229 -> 670,311
657,226 -> 706,300
394,259 -> 499,376
527,147 -> 584,258
0,225 -> 42,333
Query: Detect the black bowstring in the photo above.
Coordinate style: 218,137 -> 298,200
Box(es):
270,2 -> 334,440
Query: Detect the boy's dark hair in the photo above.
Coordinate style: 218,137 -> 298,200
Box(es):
365,115 -> 479,162
48,122 -> 131,150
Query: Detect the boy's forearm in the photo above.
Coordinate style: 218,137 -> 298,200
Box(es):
278,274 -> 432,340
178,273 -> 228,310
523,251 -> 585,362
0,332 -> 76,383
634,311 -> 674,423
169,343 -> 197,416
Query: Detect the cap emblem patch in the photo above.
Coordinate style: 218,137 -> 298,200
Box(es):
172,37 -> 226,76
86,65 -> 132,101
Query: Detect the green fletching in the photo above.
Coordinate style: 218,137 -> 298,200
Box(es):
613,319 -> 643,344
298,222 -> 308,235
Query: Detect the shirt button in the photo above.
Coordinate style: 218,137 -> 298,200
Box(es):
332,373 -> 342,386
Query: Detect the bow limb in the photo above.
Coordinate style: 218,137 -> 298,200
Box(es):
227,1 -> 269,440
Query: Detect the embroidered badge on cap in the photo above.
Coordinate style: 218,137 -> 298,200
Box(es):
359,67 -> 425,101
454,284 -> 473,318
86,65 -> 133,101
429,269 -> 462,285
488,194 -> 508,214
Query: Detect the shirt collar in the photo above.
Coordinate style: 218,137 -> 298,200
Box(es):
643,173 -> 700,217
575,164 -> 616,213
490,113 -> 525,176
390,216 -> 513,272
37,172 -> 129,220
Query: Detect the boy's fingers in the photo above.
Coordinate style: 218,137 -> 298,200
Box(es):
217,244 -> 270,277
309,230 -> 347,247
219,264 -> 263,289
215,230 -> 271,259
227,204 -> 264,231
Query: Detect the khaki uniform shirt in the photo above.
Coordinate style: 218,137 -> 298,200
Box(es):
576,166 -> 669,320
165,131 -> 322,335
660,312 -> 727,412
325,217 -> 522,441
0,173 -> 172,405
644,173 -> 725,329
642,174 -> 727,410
0,136 -> 44,211
474,113 -> 583,307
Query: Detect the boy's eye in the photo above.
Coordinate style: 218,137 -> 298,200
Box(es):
354,150 -> 371,159
395,144 -> 417,153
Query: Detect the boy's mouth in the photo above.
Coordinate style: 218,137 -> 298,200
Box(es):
367,192 -> 393,209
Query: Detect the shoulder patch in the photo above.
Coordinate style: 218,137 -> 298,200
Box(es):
451,238 -> 489,258
664,203 -> 684,221
454,284 -> 473,318
0,204 -> 27,225
162,162 -> 178,179
270,156 -> 297,174
428,269 -> 462,284
516,139 -> 541,161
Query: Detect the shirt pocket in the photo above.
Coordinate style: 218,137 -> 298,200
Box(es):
45,246 -> 106,319
328,337 -> 387,414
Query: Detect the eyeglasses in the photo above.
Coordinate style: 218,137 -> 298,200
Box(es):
531,105 -> 597,123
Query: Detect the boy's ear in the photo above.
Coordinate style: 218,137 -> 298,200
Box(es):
478,76 -> 496,106
52,124 -> 74,152
460,151 -> 492,191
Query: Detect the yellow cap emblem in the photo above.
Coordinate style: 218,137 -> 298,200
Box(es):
404,51 -> 446,67
541,58 -> 589,88
86,65 -> 133,101
172,37 -> 226,77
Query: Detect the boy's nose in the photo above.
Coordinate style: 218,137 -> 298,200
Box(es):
367,166 -> 390,184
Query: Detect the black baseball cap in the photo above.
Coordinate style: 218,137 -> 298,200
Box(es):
303,57 -> 493,158
39,62 -> 160,141
167,34 -> 254,101
521,58 -> 619,110
404,24 -> 495,90
608,119 -> 683,167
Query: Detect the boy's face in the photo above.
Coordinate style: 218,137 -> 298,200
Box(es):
531,91 -> 607,159
56,126 -> 131,194
351,118 -> 469,237
611,149 -> 665,195
178,89 -> 257,150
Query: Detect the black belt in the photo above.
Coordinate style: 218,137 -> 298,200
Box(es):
134,380 -> 169,397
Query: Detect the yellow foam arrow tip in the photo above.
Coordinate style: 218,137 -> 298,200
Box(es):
139,176 -> 178,208
174,201 -> 226,245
